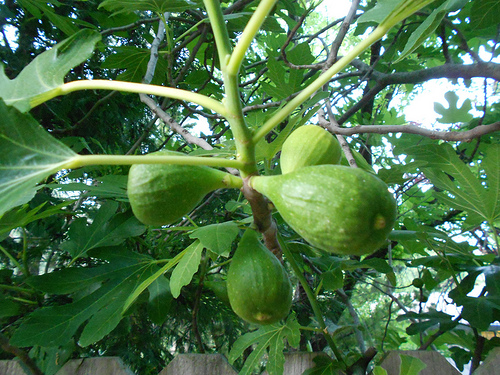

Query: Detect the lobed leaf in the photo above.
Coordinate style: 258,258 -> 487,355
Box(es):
0,29 -> 101,112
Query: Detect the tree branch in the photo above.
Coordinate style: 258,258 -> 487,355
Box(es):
325,121 -> 500,142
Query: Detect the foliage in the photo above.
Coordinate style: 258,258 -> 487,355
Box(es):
1,0 -> 499,374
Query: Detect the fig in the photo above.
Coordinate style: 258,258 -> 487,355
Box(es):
227,229 -> 292,325
250,165 -> 397,256
127,151 -> 240,226
280,125 -> 342,174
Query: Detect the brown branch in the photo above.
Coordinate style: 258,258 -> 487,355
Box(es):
0,333 -> 44,375
326,121 -> 500,142
241,177 -> 281,260
325,0 -> 360,66
140,94 -> 215,149
339,60 -> 500,124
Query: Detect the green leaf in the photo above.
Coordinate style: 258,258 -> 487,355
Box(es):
372,366 -> 388,375
52,175 -> 129,200
170,240 -> 204,298
0,295 -> 20,318
99,0 -> 200,14
17,0 -> 80,36
406,143 -> 498,224
0,101 -> 77,217
359,0 -> 402,24
394,0 -> 455,63
470,0 -> 500,30
101,46 -> 169,84
11,248 -> 158,347
60,202 -> 146,260
78,288 -> 129,347
321,268 -> 343,291
189,221 -> 239,257
434,91 -> 474,124
0,201 -> 72,240
147,276 -> 173,325
400,354 -> 427,375
228,314 -> 300,375
0,29 -> 101,112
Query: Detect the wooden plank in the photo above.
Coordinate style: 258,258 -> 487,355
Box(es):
0,360 -> 29,375
160,353 -> 237,375
379,350 -> 460,375
56,357 -> 134,375
262,352 -> 332,375
474,346 -> 500,375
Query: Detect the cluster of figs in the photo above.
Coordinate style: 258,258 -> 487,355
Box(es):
127,125 -> 397,324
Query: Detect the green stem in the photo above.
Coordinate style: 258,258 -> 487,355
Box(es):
251,0 -> 435,143
202,0 -> 232,67
279,236 -> 347,367
66,154 -> 245,174
0,245 -> 22,271
252,25 -> 387,142
203,0 -> 255,177
0,284 -> 33,294
31,80 -> 227,116
226,0 -> 278,76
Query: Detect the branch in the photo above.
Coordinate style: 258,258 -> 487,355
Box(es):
338,60 -> 500,124
241,177 -> 281,259
325,0 -> 360,66
139,94 -> 215,150
324,121 -> 500,142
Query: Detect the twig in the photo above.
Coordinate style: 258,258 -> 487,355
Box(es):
324,121 -> 500,142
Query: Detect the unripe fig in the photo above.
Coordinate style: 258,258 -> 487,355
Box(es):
227,229 -> 292,325
127,151 -> 240,226
280,125 -> 342,174
250,165 -> 397,256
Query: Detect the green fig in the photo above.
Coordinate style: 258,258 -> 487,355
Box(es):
227,229 -> 292,325
280,125 -> 342,174
127,151 -> 240,226
250,165 -> 396,256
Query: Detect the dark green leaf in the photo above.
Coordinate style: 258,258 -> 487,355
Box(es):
148,276 -> 173,325
0,101 -> 76,217
99,0 -> 200,14
60,202 -> 146,260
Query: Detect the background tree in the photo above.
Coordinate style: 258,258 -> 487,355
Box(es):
0,0 -> 499,374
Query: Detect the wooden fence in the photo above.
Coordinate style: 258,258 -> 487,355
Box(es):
1,349 -> 499,375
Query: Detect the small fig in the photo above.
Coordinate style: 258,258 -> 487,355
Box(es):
250,165 -> 396,256
227,229 -> 292,325
280,125 -> 342,174
127,151 -> 239,226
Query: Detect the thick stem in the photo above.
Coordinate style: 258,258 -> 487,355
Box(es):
241,177 -> 280,258
227,0 -> 278,75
